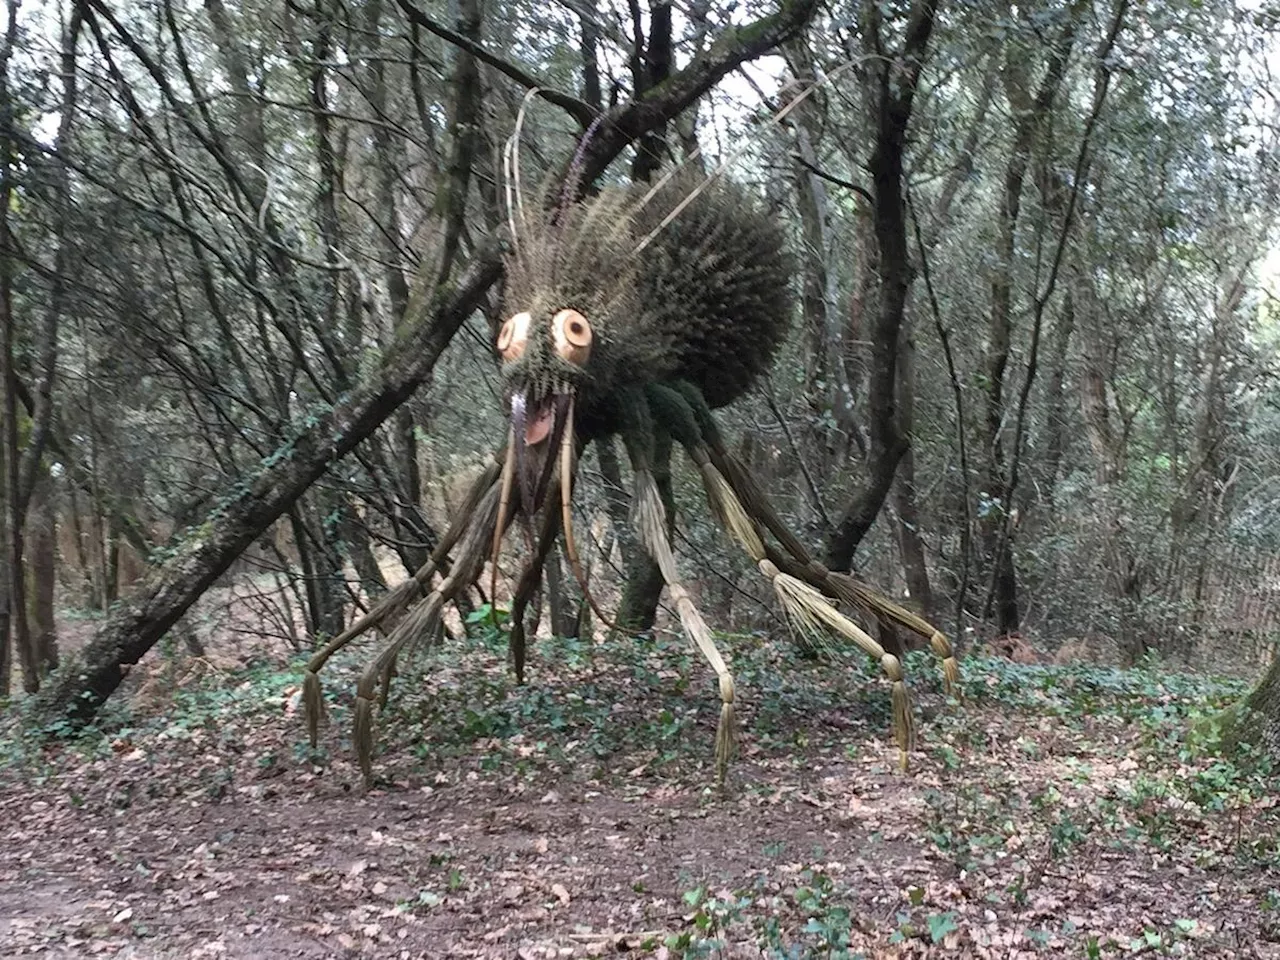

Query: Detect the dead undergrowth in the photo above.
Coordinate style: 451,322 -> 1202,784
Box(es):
1,614 -> 1278,958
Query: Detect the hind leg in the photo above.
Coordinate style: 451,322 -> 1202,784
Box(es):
645,382 -> 915,768
668,380 -> 958,696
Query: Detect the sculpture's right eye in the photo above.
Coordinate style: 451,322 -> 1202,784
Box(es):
552,309 -> 592,366
497,311 -> 530,362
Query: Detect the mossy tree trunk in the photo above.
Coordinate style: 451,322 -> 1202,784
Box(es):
1223,653 -> 1280,758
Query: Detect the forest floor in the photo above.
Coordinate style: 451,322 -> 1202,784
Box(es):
1,616 -> 1278,959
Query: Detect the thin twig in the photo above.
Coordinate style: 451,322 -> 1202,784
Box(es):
791,152 -> 875,206
987,0 -> 1130,623
907,188 -> 970,645
763,379 -> 837,536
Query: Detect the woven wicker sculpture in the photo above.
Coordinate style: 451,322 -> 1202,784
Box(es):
304,165 -> 958,785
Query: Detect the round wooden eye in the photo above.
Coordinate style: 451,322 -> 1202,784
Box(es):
497,312 -> 530,361
552,309 -> 592,364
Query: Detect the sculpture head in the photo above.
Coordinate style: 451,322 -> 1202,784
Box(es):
495,184 -> 647,516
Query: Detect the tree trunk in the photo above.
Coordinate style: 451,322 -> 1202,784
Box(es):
578,0 -> 603,112
0,428 -> 7,693
615,0 -> 677,629
786,35 -> 838,460
824,0 -> 938,571
66,483 -> 96,608
545,546 -> 582,640
977,2 -> 1082,637
617,431 -> 673,633
341,507 -> 389,603
28,471 -> 58,675
290,505 -> 341,641
630,0 -> 673,182
0,2 -> 32,691
1042,288 -> 1076,509
595,437 -> 633,574
1220,653 -> 1280,759
894,303 -> 935,620
104,519 -> 120,607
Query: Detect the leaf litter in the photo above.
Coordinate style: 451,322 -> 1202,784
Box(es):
0,630 -> 1277,958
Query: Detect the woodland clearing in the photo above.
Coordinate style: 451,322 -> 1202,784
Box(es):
3,0 -> 1280,956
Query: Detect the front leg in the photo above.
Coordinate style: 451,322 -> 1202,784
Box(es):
621,400 -> 738,785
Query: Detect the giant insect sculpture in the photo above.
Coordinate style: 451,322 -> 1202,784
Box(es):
302,148 -> 959,785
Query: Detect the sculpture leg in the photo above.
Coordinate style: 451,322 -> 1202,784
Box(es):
347,469 -> 502,785
303,454 -> 503,748
646,382 -> 914,768
620,405 -> 738,784
669,380 -> 958,696
506,497 -> 561,683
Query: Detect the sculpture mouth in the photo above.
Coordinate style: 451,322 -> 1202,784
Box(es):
510,390 -> 572,515
490,385 -> 605,631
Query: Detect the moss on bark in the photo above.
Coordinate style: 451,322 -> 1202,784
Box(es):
1203,652 -> 1280,759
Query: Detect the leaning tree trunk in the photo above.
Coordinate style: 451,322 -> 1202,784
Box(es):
30,0 -> 821,730
31,250 -> 500,728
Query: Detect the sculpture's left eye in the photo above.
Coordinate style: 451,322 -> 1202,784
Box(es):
498,311 -> 530,362
552,309 -> 592,365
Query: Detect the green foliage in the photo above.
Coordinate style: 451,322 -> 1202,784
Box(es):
664,870 -> 867,960
957,654 -> 1246,723
463,603 -> 510,649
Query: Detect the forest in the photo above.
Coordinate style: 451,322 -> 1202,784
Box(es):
1,0 -> 1279,955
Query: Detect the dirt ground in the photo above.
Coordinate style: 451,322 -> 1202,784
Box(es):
1,756 -> 923,958
2,626 -> 1278,958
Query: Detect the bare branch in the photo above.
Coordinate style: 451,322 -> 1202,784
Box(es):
395,0 -> 597,127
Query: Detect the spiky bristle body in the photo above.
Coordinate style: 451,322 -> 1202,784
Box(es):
318,162 -> 954,788
629,179 -> 793,410
502,176 -> 793,436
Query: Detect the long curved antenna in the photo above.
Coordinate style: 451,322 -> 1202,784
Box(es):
502,134 -> 520,256
504,87 -> 544,252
